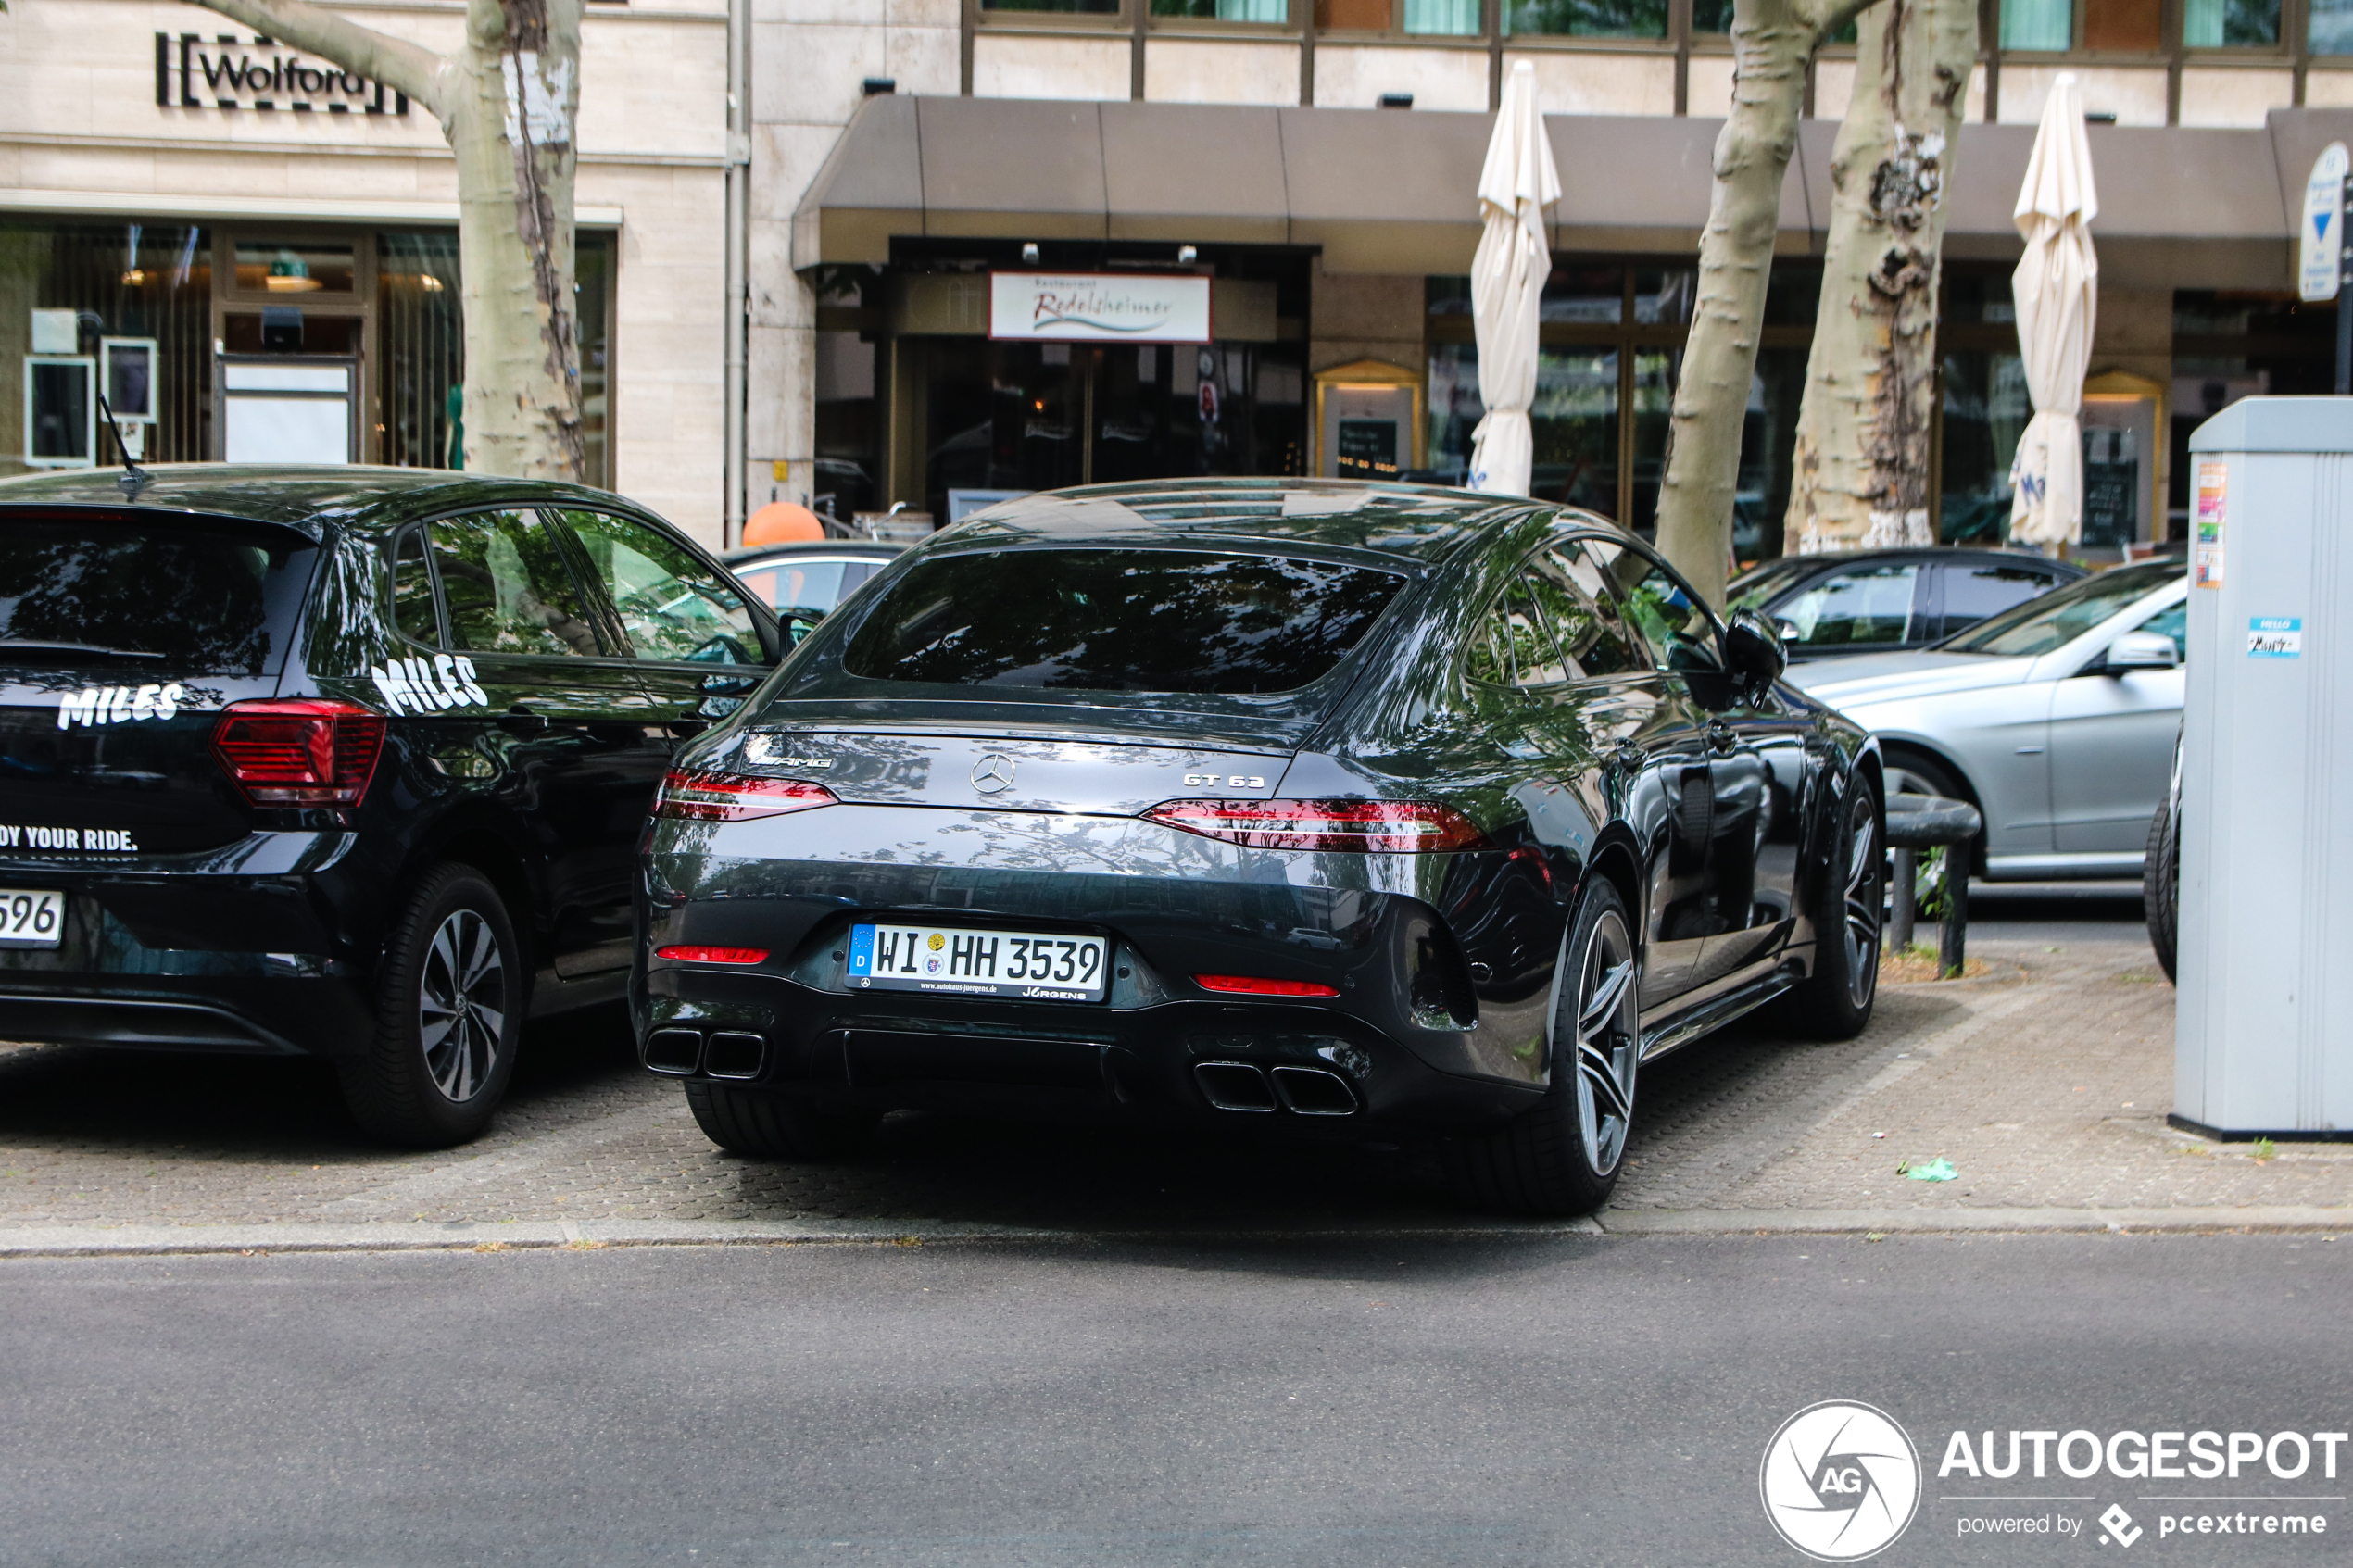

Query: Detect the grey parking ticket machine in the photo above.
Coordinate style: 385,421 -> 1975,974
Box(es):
2176,395 -> 2353,1137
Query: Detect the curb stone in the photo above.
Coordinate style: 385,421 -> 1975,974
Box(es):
0,1207 -> 2347,1257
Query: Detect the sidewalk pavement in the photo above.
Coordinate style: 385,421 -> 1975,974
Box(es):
0,936 -> 2344,1256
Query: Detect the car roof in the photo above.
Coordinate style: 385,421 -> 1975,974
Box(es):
1734,546 -> 2084,583
0,463 -> 657,538
936,479 -> 1551,570
724,540 -> 904,564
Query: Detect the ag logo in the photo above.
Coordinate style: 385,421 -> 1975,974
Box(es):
1759,1400 -> 1921,1562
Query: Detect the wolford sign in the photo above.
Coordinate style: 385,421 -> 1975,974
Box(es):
155,32 -> 410,116
989,272 -> 1212,345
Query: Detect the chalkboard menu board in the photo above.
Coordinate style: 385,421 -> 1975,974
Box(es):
2081,424 -> 2138,548
1336,419 -> 1399,480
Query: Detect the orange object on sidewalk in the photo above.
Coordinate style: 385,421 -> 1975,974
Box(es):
743,502 -> 824,546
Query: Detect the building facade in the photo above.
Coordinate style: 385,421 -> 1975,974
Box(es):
2,0 -> 731,544
753,0 -> 2351,556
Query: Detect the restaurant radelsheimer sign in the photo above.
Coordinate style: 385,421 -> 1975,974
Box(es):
989,272 -> 1213,345
155,32 -> 410,116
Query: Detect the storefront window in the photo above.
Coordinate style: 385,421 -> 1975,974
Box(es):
1428,263 -> 1806,547
983,0 -> 1120,12
916,337 -> 1302,523
1,220 -> 212,477
1938,350 -> 2031,545
233,239 -> 357,297
1692,0 -> 1731,29
1504,0 -> 1668,37
813,273 -> 881,522
379,231 -> 460,470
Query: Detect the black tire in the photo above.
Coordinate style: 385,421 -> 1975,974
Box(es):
338,863 -> 522,1148
1777,772 -> 1884,1041
686,1079 -> 881,1161
2145,753 -> 2181,985
1446,878 -> 1641,1217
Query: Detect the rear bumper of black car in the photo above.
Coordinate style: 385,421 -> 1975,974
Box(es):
639,967 -> 1542,1134
636,806 -> 1571,1135
0,833 -> 379,1058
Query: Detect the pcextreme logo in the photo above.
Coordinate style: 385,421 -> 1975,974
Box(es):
1760,1401 -> 1924,1562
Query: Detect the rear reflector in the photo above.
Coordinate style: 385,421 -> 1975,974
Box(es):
654,946 -> 770,965
211,699 -> 386,807
1143,798 -> 1488,853
654,770 -> 837,822
1194,973 -> 1341,998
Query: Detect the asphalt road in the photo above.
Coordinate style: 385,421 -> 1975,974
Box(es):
3,1232 -> 2344,1568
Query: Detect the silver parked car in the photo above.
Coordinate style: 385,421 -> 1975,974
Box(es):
1789,560 -> 2186,882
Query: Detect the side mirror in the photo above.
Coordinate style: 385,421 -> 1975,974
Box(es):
1724,608 -> 1788,693
2101,631 -> 2180,674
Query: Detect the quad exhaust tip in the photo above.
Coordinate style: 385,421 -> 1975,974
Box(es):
1194,1060 -> 1358,1116
643,1028 -> 768,1081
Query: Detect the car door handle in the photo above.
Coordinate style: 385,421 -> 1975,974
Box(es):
497,705 -> 550,736
667,717 -> 711,739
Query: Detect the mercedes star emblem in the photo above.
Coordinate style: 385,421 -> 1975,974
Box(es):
970,754 -> 1017,795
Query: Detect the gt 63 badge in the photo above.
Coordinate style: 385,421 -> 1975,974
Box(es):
371,654 -> 489,716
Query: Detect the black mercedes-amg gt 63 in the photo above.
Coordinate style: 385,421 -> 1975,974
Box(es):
635,481 -> 1885,1214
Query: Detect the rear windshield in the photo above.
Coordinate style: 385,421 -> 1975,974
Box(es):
1941,561 -> 2180,658
0,513 -> 315,677
838,548 -> 1406,696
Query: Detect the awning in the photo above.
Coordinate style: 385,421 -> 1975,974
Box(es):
796,95 -> 2353,288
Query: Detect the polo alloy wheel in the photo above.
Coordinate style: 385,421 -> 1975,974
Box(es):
420,909 -> 507,1104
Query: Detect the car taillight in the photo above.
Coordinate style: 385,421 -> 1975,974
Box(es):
1194,973 -> 1341,998
1141,798 -> 1489,853
654,946 -> 769,964
211,699 -> 386,808
653,770 -> 837,822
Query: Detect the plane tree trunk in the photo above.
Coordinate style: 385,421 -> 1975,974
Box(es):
1783,0 -> 1978,555
1653,0 -> 1884,608
195,0 -> 585,481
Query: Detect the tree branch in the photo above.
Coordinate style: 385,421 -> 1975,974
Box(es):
196,0 -> 447,115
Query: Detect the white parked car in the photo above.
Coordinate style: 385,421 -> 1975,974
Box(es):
1788,560 -> 2186,882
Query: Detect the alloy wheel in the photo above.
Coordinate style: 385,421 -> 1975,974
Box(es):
1571,910 -> 1640,1177
1843,792 -> 1882,1008
418,909 -> 506,1103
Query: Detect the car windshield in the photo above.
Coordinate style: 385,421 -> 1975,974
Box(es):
0,512 -> 315,676
1725,558 -> 1814,612
838,548 -> 1406,695
1940,562 -> 2182,658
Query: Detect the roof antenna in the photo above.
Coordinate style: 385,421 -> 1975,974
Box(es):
74,311 -> 148,499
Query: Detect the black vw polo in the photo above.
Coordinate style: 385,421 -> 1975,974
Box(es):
0,465 -> 777,1146
637,480 -> 1884,1215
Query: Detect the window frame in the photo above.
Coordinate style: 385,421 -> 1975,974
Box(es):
393,507 -> 622,664
547,504 -> 777,670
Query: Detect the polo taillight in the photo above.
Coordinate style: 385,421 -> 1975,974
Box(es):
653,770 -> 837,822
1141,798 -> 1489,853
211,699 -> 386,808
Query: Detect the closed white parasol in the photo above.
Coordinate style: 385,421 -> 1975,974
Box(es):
1468,59 -> 1560,497
2007,73 -> 2099,550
